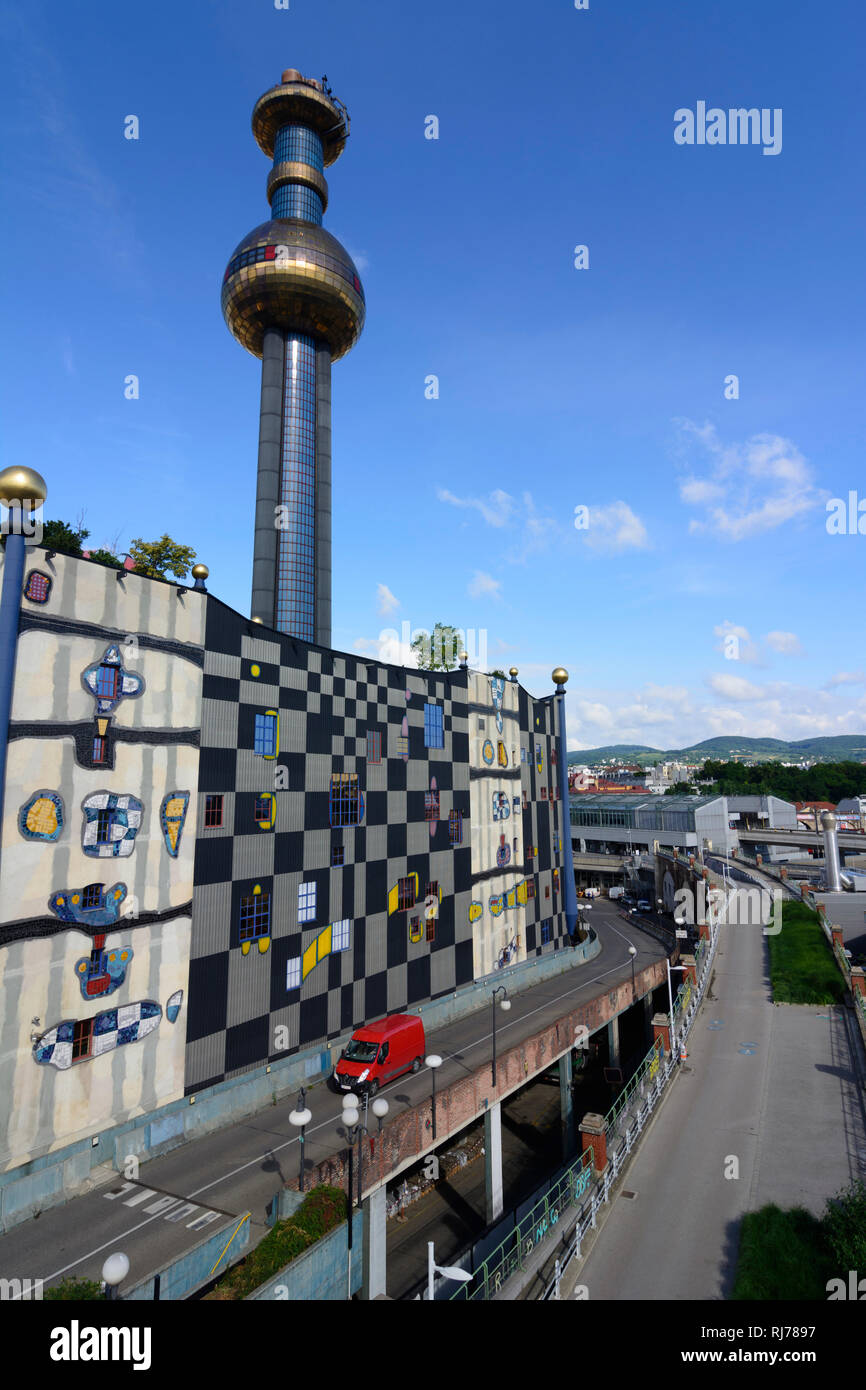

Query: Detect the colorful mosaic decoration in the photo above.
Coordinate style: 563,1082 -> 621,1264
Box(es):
166,990 -> 184,1024
81,644 -> 144,715
469,901 -> 483,923
159,791 -> 190,856
482,739 -> 495,765
74,937 -> 133,1000
497,741 -> 508,767
496,833 -> 511,867
33,1000 -> 162,1071
536,743 -> 543,774
489,893 -> 504,916
23,570 -> 52,604
49,882 -> 127,927
490,676 -> 505,733
82,793 -> 143,858
18,790 -> 64,841
492,791 -> 510,821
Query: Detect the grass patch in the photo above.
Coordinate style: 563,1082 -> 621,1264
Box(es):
767,900 -> 845,1005
208,1185 -> 347,1300
730,1182 -> 866,1300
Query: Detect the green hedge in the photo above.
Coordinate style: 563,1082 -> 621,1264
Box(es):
210,1185 -> 348,1300
731,1181 -> 866,1300
44,1276 -> 105,1300
768,901 -> 845,1005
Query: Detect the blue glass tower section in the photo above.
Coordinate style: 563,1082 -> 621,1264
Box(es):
221,70 -> 365,647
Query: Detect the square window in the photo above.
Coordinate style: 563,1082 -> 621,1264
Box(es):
95,665 -> 119,701
448,809 -> 463,845
286,956 -> 301,990
527,879 -> 536,900
332,919 -> 350,952
478,718 -> 485,731
239,890 -> 271,942
541,921 -> 552,945
331,845 -> 344,867
330,774 -> 363,827
398,876 -> 417,911
82,884 -> 102,909
96,809 -> 113,844
426,916 -> 436,943
254,711 -> 278,757
298,881 -> 317,923
205,794 -> 223,828
366,730 -> 381,764
254,795 -> 272,825
72,1018 -> 92,1061
425,788 -> 440,821
409,915 -> 422,944
92,736 -> 106,765
545,885 -> 550,899
424,703 -> 444,749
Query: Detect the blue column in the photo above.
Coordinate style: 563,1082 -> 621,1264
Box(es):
0,532 -> 26,881
554,680 -> 579,938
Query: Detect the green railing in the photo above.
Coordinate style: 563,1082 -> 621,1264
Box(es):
448,1145 -> 595,1300
604,1036 -> 664,1134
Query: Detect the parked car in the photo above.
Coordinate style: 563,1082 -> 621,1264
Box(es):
584,886 -> 601,898
333,1013 -> 426,1096
637,899 -> 652,913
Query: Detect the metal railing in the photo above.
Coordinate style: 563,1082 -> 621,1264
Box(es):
604,1037 -> 664,1135
447,1146 -> 594,1301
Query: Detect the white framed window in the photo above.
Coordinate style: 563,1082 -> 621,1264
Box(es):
332,919 -> 350,952
298,881 -> 317,923
286,957 -> 301,990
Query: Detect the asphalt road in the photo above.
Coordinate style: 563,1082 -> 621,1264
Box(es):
570,900 -> 866,1300
0,904 -> 665,1295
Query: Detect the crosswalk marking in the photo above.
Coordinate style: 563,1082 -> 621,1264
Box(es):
103,1182 -> 228,1229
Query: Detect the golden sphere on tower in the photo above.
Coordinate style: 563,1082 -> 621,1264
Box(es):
0,466 -> 47,507
509,666 -> 519,678
251,616 -> 264,625
552,667 -> 569,686
191,564 -> 209,580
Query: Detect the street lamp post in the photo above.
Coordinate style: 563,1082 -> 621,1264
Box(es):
288,1087 -> 312,1193
628,944 -> 637,1002
490,987 -> 511,1087
426,1054 -> 442,1139
101,1252 -> 129,1302
427,1241 -> 472,1301
342,1095 -> 361,1300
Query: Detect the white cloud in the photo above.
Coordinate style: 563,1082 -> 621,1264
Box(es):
825,671 -> 866,689
706,673 -> 768,702
437,487 -> 515,527
676,422 -> 825,541
582,501 -> 649,553
468,570 -> 502,599
764,630 -> 803,655
376,583 -> 399,616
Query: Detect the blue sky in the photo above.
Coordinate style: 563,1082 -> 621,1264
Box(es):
2,0 -> 865,752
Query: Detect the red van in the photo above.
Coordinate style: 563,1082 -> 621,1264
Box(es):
333,1014 -> 426,1095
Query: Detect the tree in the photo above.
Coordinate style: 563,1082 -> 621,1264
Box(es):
490,668 -> 507,679
666,781 -> 697,796
86,548 -> 123,569
410,622 -> 462,672
40,518 -> 90,554
129,534 -> 197,580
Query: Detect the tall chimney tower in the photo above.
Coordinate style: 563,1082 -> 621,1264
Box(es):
820,810 -> 843,892
222,71 -> 365,643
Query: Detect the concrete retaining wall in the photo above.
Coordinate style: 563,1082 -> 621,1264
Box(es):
246,1212 -> 364,1300
124,1212 -> 251,1301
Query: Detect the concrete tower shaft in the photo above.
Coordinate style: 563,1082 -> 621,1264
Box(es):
221,70 -> 365,645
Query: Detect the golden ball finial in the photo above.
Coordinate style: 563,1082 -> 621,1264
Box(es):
0,466 -> 47,508
191,564 -> 209,580
509,666 -> 518,678
251,616 -> 264,625
552,667 -> 569,686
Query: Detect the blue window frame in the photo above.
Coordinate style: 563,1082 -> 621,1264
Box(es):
541,921 -> 552,945
332,920 -> 350,952
330,774 -> 364,827
286,957 -> 301,990
298,881 -> 316,923
254,711 -> 278,757
239,890 -> 271,942
424,703 -> 444,748
96,664 -> 119,701
448,809 -> 463,845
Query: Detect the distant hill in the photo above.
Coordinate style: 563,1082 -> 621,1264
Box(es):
568,735 -> 866,766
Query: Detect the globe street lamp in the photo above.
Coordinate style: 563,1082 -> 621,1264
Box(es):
628,944 -> 637,1002
101,1252 -> 129,1301
342,1095 -> 361,1300
490,987 -> 511,1087
372,1096 -> 389,1136
288,1087 -> 312,1192
427,1241 -> 472,1301
666,961 -> 689,1057
426,1054 -> 443,1140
